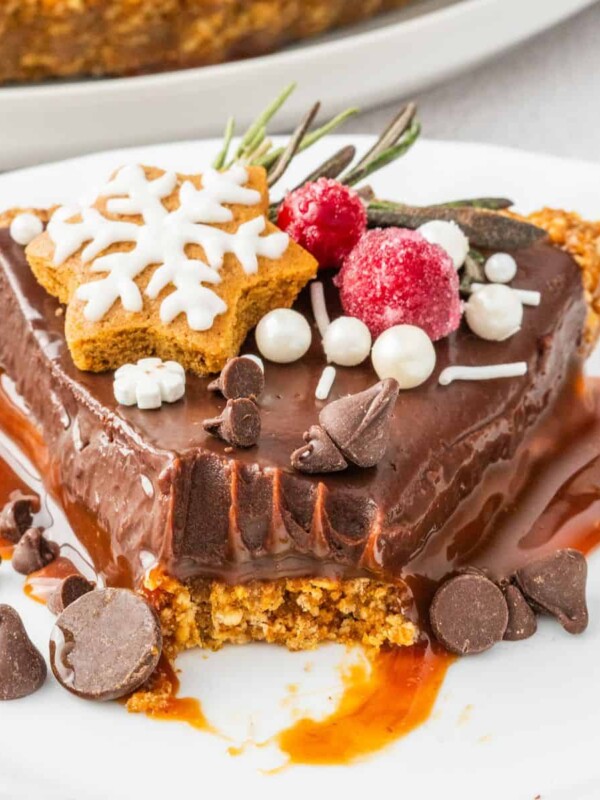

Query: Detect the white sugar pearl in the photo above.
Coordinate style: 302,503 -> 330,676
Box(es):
371,325 -> 436,389
417,220 -> 469,270
484,252 -> 518,283
255,308 -> 312,364
465,284 -> 523,341
9,213 -> 43,246
323,316 -> 372,367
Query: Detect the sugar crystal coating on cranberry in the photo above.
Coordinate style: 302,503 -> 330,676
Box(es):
335,228 -> 462,340
277,178 -> 367,269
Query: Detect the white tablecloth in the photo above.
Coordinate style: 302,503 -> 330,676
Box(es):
346,2 -> 600,161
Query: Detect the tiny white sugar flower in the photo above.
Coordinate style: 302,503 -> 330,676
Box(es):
114,358 -> 186,409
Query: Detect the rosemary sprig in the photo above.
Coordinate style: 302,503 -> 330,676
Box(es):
342,120 -> 421,187
214,87 -> 422,200
372,197 -> 514,212
241,125 -> 267,163
212,116 -> 235,169
233,83 -> 296,163
366,203 -> 547,250
245,136 -> 272,165
267,102 -> 320,187
437,197 -> 514,210
292,145 -> 357,186
256,107 -> 359,172
347,102 -> 416,176
211,89 -> 544,258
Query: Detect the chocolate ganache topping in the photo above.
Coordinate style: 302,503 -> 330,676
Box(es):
0,229 -> 587,586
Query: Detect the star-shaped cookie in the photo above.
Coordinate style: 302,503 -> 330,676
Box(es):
26,164 -> 317,375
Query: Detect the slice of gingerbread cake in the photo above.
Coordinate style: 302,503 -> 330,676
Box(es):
0,93 -> 599,706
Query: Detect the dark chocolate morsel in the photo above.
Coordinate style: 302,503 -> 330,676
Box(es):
0,490 -> 40,543
203,398 -> 261,448
11,528 -> 59,575
291,425 -> 348,474
47,574 -> 96,616
503,584 -> 537,641
430,573 -> 509,655
516,549 -> 588,634
319,379 -> 399,468
208,356 -> 265,400
0,604 -> 47,700
49,588 -> 162,701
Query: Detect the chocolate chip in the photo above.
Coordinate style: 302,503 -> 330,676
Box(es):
49,588 -> 162,701
319,379 -> 399,468
516,549 -> 588,634
291,425 -> 348,474
208,356 -> 265,400
503,584 -> 537,641
203,398 -> 261,448
47,575 -> 96,616
0,490 -> 40,543
430,573 -> 509,655
0,604 -> 46,700
12,528 -> 59,575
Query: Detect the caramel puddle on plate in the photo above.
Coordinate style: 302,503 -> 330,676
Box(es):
125,642 -> 452,767
270,643 -> 454,768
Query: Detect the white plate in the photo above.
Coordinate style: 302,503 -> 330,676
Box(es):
0,137 -> 599,800
0,0 -> 596,171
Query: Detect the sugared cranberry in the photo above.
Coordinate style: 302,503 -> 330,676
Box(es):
335,228 -> 462,341
277,178 -> 367,269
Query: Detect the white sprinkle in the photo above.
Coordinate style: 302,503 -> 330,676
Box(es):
9,212 -> 43,246
315,365 -> 337,401
470,283 -> 541,307
310,281 -> 331,339
439,362 -> 528,386
242,354 -> 264,372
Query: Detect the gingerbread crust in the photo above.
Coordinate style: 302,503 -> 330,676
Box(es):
142,569 -> 417,656
0,0 -> 414,84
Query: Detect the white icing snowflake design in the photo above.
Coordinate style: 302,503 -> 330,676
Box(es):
47,164 -> 289,331
113,358 -> 186,409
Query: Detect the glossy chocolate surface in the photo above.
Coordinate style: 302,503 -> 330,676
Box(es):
0,229 -> 589,584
